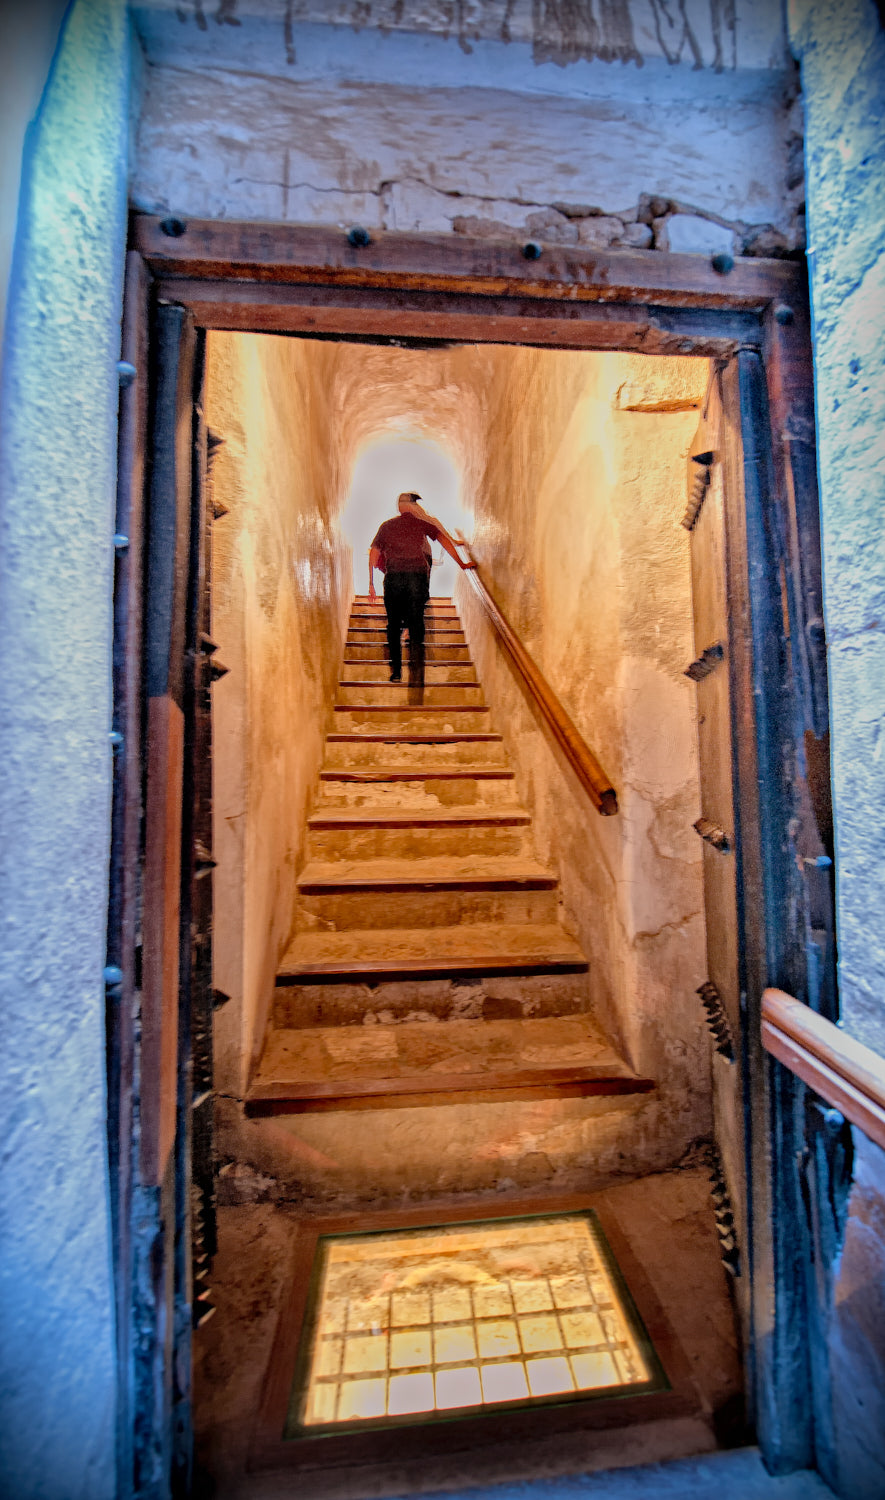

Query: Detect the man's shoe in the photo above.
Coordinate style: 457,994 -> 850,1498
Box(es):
389,671 -> 402,682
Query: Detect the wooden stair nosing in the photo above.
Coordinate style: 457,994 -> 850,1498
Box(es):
337,679 -> 480,689
325,732 -> 502,742
307,807 -> 530,829
319,766 -> 515,781
333,704 -> 489,714
246,1068 -> 654,1113
296,869 -> 557,893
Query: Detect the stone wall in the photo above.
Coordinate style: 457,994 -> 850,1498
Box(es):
788,3 -> 885,1495
207,332 -> 352,1095
130,0 -> 805,258
0,1 -> 129,1494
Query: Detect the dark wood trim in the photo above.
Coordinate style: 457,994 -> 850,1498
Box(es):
720,352 -> 815,1468
762,990 -> 885,1152
107,247 -> 152,1499
250,1193 -> 700,1476
461,557 -> 618,816
135,215 -> 801,309
153,278 -> 763,354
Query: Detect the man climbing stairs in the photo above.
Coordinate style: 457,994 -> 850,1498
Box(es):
249,598 -> 650,1123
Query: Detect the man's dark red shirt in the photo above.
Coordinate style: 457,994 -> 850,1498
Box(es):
371,513 -> 439,574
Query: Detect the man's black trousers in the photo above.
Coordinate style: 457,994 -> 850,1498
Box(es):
383,571 -> 428,681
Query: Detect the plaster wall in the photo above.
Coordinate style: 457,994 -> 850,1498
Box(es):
130,0 -> 804,257
207,333 -> 352,1097
787,3 -> 885,1495
212,340 -> 711,1199
0,1 -> 129,1494
456,349 -> 710,1126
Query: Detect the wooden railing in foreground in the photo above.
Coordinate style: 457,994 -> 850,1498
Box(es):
762,988 -> 885,1152
458,549 -> 618,817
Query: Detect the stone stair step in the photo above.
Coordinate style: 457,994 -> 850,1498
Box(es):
296,859 -> 560,930
306,805 -> 532,861
317,766 -> 517,809
308,805 -> 529,829
341,660 -> 477,682
336,682 -> 485,706
247,1013 -> 650,1113
323,732 -> 507,768
277,922 -> 588,984
296,854 -> 557,893
343,644 -> 472,661
347,629 -> 466,643
332,705 -> 492,733
319,765 -> 514,782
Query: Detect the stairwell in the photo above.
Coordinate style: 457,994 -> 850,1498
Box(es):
249,597 -> 651,1150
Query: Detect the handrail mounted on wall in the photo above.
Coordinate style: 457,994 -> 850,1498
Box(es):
458,545 -> 618,817
762,988 -> 885,1152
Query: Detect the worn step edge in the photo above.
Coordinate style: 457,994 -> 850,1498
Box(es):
296,867 -> 558,893
277,956 -> 589,986
246,1068 -> 653,1113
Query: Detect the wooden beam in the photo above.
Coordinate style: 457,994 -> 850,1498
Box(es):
135,213 -> 802,311
154,276 -> 762,352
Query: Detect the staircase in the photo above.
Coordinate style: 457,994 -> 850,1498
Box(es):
249,598 -> 651,1135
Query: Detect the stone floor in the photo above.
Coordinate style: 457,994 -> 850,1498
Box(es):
426,1449 -> 835,1499
193,1167 -> 750,1499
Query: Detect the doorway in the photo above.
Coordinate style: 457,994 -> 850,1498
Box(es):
109,217 -> 834,1494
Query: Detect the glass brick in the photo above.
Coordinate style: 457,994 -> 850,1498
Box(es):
435,1366 -> 483,1410
571,1350 -> 619,1390
388,1371 -> 435,1415
526,1356 -> 575,1396
518,1315 -> 563,1354
434,1323 -> 478,1365
337,1377 -> 387,1421
477,1319 -> 520,1360
480,1361 -> 529,1403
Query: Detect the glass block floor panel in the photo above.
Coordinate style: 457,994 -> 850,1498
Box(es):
286,1211 -> 666,1435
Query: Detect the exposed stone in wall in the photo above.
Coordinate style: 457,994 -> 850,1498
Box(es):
208,333 -> 352,1095
131,0 -> 805,250
826,1135 -> 885,1499
789,0 -> 885,1056
0,1 -> 128,1493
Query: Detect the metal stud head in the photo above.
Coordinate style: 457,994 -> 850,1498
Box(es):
711,252 -> 734,275
522,241 -> 543,260
160,216 -> 187,238
347,225 -> 372,248
117,360 -> 137,387
113,534 -> 129,552
774,303 -> 794,325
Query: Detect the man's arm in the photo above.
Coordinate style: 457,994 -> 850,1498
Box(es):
368,545 -> 382,600
400,499 -> 475,569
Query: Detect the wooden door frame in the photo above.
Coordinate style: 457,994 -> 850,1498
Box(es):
126,213 -> 834,1474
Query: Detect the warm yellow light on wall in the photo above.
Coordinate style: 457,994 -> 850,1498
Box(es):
287,1212 -> 664,1434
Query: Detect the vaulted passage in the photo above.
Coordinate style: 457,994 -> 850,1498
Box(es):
196,333 -> 750,1491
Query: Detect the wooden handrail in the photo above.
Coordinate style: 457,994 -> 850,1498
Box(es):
762,988 -> 885,1152
458,549 -> 618,816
